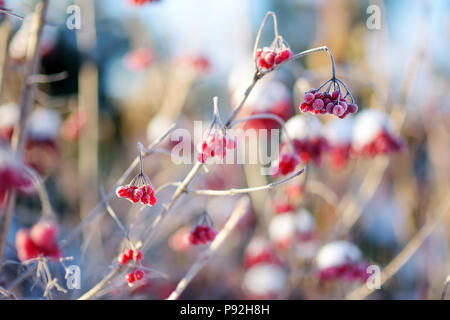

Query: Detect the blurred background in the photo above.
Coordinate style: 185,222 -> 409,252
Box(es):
0,0 -> 449,300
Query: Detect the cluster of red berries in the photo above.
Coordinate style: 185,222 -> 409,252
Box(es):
118,249 -> 145,286
126,269 -> 145,286
243,241 -> 281,269
197,133 -> 237,164
270,152 -> 301,177
116,184 -> 156,206
352,129 -> 402,157
118,248 -> 143,265
15,221 -> 61,262
188,224 -> 217,245
328,145 -> 352,170
290,137 -> 329,165
300,88 -> 358,119
319,262 -> 370,282
256,47 -> 293,70
0,166 -> 32,203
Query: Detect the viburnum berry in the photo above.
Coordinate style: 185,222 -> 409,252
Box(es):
15,221 -> 61,262
299,78 -> 358,119
324,117 -> 354,170
197,131 -> 237,164
126,272 -> 136,285
134,269 -> 145,281
256,45 -> 293,71
284,115 -> 329,165
118,248 -> 143,265
116,173 -> 157,206
188,224 -> 217,245
270,151 -> 301,177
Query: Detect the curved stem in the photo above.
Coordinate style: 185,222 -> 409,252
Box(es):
23,166 -> 54,219
253,11 -> 279,65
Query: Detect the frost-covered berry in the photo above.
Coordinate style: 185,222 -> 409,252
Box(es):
270,152 -> 301,177
188,224 -> 217,245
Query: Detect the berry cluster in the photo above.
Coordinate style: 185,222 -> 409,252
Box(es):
118,248 -> 143,265
126,269 -> 145,286
116,173 -> 156,206
15,221 -> 61,262
351,109 -> 403,157
118,249 -> 145,287
256,47 -> 293,70
188,224 -> 217,245
197,132 -> 237,164
318,262 -> 370,282
291,137 -> 329,165
243,238 -> 281,269
352,129 -> 402,157
270,152 -> 301,177
300,88 -> 358,119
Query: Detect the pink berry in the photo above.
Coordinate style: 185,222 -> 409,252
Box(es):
333,105 -> 345,117
304,93 -> 315,104
134,269 -> 144,280
348,103 -> 358,113
15,230 -> 39,262
312,99 -> 324,111
126,272 -> 136,284
30,221 -> 58,252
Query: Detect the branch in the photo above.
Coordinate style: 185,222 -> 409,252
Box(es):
188,168 -> 305,196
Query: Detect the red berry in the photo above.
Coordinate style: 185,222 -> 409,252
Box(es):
30,221 -> 58,252
304,93 -> 315,104
134,250 -> 143,262
134,269 -> 144,280
15,229 -> 39,262
126,272 -> 136,284
312,99 -> 324,111
118,253 -> 129,265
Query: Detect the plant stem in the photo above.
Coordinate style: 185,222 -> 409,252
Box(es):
0,0 -> 49,272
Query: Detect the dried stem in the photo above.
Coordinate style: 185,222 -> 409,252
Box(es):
0,0 -> 49,272
188,168 -> 305,196
167,197 -> 250,300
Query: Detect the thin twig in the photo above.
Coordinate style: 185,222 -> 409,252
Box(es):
188,168 -> 305,196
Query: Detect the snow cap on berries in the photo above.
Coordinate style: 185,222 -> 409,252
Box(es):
324,117 -> 355,147
0,103 -> 19,131
295,208 -> 315,237
316,241 -> 362,271
27,109 -> 62,141
352,109 -> 395,150
285,115 -> 323,141
268,214 -> 295,246
242,264 -> 286,298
